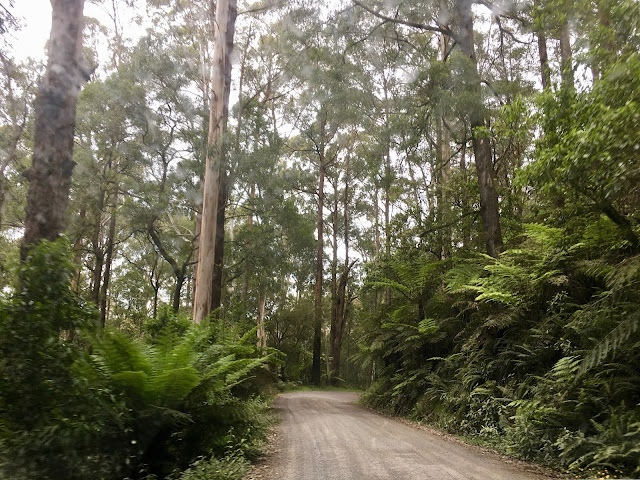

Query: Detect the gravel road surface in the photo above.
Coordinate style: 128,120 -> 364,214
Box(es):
247,391 -> 559,480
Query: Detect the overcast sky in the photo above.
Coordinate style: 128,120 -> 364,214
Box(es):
10,1 -> 51,61
10,1 -> 121,62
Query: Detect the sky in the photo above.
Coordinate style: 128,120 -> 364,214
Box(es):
10,1 -> 52,61
9,1 -> 122,62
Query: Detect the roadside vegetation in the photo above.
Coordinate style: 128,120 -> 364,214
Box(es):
0,241 -> 276,480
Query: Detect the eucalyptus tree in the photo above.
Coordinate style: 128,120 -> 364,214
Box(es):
21,0 -> 87,259
71,68 -> 146,325
111,234 -> 168,328
193,0 -> 237,324
280,3 -> 372,383
230,26 -> 299,315
353,0 -> 507,257
124,32 -> 204,315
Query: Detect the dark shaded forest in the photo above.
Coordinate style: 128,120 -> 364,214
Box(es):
0,0 -> 639,478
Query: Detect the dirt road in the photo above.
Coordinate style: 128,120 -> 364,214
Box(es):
247,391 -> 559,480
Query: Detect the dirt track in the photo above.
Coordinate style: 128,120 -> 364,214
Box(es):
246,391 -> 560,480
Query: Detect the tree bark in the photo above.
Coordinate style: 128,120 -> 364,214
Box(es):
71,207 -> 86,293
537,33 -> 551,90
559,20 -> 574,89
455,0 -> 503,258
91,215 -> 104,305
210,3 -> 237,314
460,140 -> 471,248
99,196 -> 117,328
210,168 -> 226,313
193,0 -> 237,324
311,146 -> 326,385
257,290 -> 267,354
329,156 -> 352,385
330,180 -> 339,343
437,32 -> 452,258
533,0 -> 551,90
21,0 -> 86,259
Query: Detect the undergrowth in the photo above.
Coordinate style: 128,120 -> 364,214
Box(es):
359,223 -> 640,478
0,239 -> 276,480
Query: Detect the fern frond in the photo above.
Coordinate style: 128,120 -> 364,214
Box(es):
577,310 -> 640,378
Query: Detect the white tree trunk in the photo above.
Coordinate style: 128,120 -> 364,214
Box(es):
257,292 -> 267,354
193,0 -> 234,324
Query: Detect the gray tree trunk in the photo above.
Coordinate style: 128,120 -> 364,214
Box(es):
455,0 -> 503,258
193,0 -> 237,323
21,0 -> 86,259
311,143 -> 326,385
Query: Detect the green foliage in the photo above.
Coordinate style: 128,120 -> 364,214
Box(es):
525,53 -> 640,251
144,305 -> 192,342
0,239 -> 275,480
359,212 -> 640,476
0,239 -> 129,480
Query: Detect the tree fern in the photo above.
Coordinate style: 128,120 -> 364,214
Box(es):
577,310 -> 640,378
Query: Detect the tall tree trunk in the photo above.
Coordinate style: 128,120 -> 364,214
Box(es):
192,213 -> 201,306
329,156 -> 352,385
330,181 -> 338,342
533,0 -> 551,90
210,170 -> 226,313
173,270 -> 185,314
193,0 -> 237,324
91,221 -> 104,305
437,32 -> 452,258
456,0 -> 503,258
559,19 -> 574,89
374,182 -> 380,256
21,0 -> 86,259
151,254 -> 160,319
152,285 -> 159,319
382,79 -> 392,303
71,207 -> 86,292
185,274 -> 191,312
538,33 -> 551,90
210,0 -> 238,315
99,195 -> 117,328
90,159 -> 110,304
257,290 -> 267,354
460,140 -> 471,248
311,149 -> 326,385
237,31 -> 251,304
435,114 -> 451,258
242,183 -> 255,302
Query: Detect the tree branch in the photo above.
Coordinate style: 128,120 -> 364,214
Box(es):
352,0 -> 458,42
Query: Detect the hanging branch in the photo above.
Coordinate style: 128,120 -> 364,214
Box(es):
352,0 -> 459,42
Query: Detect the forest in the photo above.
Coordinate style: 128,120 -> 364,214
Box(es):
0,0 -> 639,478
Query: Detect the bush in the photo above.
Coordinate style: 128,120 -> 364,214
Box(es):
0,239 -> 276,480
0,239 -> 132,480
